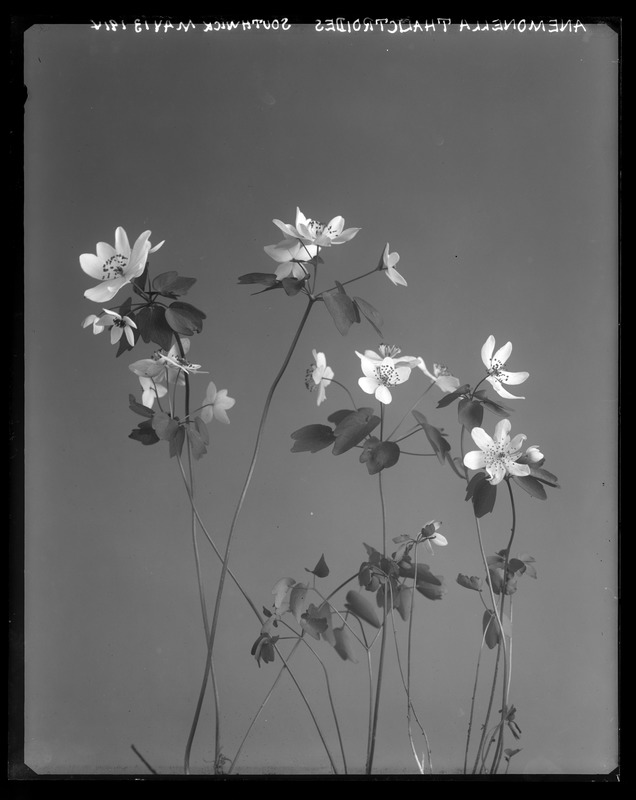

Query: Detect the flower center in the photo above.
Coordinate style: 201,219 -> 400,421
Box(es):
101,253 -> 128,281
306,219 -> 325,237
379,344 -> 401,358
374,363 -> 400,386
482,442 -> 519,472
305,365 -> 318,391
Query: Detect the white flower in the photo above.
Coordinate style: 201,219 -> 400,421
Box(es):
264,238 -> 318,281
381,243 -> 407,287
524,445 -> 544,463
138,376 -> 168,409
355,345 -> 416,404
81,314 -> 108,334
199,381 -> 235,424
129,341 -> 204,397
417,360 -> 461,393
305,350 -> 334,406
155,340 -> 206,376
481,335 -> 529,400
463,418 -> 531,486
420,521 -> 448,554
96,309 -> 138,346
80,227 -> 164,303
272,207 -> 360,247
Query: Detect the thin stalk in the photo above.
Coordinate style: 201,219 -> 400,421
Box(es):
384,383 -> 434,442
463,626 -> 489,774
131,744 -> 159,775
313,268 -> 379,298
327,378 -> 357,409
366,408 -> 389,774
185,298 -> 315,770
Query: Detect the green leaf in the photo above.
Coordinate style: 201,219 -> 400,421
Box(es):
129,419 -> 160,446
129,394 -> 154,418
395,586 -> 413,621
300,606 -> 329,640
152,271 -> 197,298
399,560 -> 443,586
529,466 -> 560,487
474,391 -> 514,418
195,416 -> 209,445
332,408 -> 380,455
483,610 -> 499,649
135,304 -> 174,351
237,272 -> 279,286
333,626 -> 358,662
352,296 -> 384,337
169,425 -> 185,459
289,583 -> 308,622
152,411 -> 180,441
416,577 -> 446,600
436,384 -> 471,409
164,301 -> 206,336
465,473 -> 497,517
345,590 -> 381,628
457,398 -> 484,430
411,410 -> 450,464
281,277 -> 307,296
456,574 -> 483,592
322,284 -> 359,335
305,554 -> 330,578
290,424 -> 336,453
327,409 -> 356,426
187,425 -> 208,460
512,475 -> 548,500
359,439 -> 400,474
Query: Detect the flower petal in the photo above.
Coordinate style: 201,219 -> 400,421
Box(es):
493,418 -> 512,444
487,462 -> 507,485
79,253 -> 105,279
486,377 -> 525,399
330,227 -> 361,244
393,366 -> 412,385
492,341 -> 513,366
125,325 -> 136,347
507,462 -> 531,477
115,227 -> 131,255
499,370 -> 529,386
375,385 -> 392,404
470,427 -> 495,451
358,376 -> 379,395
272,219 -> 298,238
84,277 -> 129,303
463,450 -> 486,470
481,335 -> 496,367
508,433 -> 527,452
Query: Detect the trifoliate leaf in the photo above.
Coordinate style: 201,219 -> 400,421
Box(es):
359,439 -> 400,474
412,410 -> 451,465
290,424 -> 336,453
165,302 -> 206,336
436,384 -> 471,408
333,626 -> 358,662
152,411 -> 180,441
129,394 -> 154,418
352,296 -> 384,337
305,554 -> 330,578
511,475 -> 548,500
345,590 -> 381,628
456,574 -> 483,592
135,304 -> 174,351
465,473 -> 497,517
322,284 -> 359,336
152,271 -> 197,297
332,408 -> 380,455
457,398 -> 484,430
129,419 -> 160,446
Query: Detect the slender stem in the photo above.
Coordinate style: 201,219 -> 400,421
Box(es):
131,744 -> 159,775
186,298 -> 315,769
327,378 -> 357,409
313,268 -> 379,298
463,627 -> 488,774
384,383 -> 434,442
366,419 -> 388,775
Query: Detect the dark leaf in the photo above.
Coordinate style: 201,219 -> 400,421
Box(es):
345,590 -> 381,628
529,466 -> 560,487
333,626 -> 357,662
483,610 -> 499,649
456,574 -> 483,592
290,424 -> 336,453
518,554 -> 538,579
512,475 -> 548,500
436,384 -> 472,408
129,394 -> 154,418
332,408 -> 380,455
412,410 -> 450,464
135,304 -> 174,351
300,609 -> 329,640
281,277 -> 307,296
457,398 -> 484,430
129,419 -> 160,446
416,577 -> 446,600
187,425 -> 208,460
165,301 -> 206,336
237,272 -> 280,286
169,425 -> 185,459
316,602 -> 336,646
489,566 -> 517,596
465,473 -> 497,517
359,439 -> 400,474
305,554 -> 330,579
395,586 -> 413,621
152,271 -> 197,298
152,411 -> 180,441
474,391 -> 514,418
353,296 -> 384,337
399,560 -> 443,586
322,284 -> 359,335
327,409 -> 356,426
